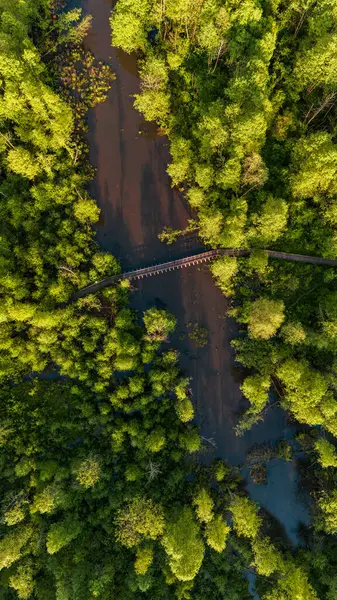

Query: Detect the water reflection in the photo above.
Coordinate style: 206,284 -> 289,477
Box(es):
115,48 -> 139,77
246,572 -> 259,600
138,119 -> 160,140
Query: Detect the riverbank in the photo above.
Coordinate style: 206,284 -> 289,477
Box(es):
81,0 -> 310,546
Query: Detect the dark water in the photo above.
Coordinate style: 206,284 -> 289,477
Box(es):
76,0 -> 310,549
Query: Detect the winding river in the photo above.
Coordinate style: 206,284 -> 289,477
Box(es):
79,0 -> 310,558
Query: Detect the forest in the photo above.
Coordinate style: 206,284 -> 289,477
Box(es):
0,0 -> 336,599
110,0 -> 337,597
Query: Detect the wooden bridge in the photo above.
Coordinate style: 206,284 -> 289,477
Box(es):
73,248 -> 337,300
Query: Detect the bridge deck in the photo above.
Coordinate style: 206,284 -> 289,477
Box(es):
73,248 -> 337,300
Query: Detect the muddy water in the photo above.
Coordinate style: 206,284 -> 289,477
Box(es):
80,0 -> 310,546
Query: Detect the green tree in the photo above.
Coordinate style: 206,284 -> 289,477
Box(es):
9,560 -> 35,600
135,55 -> 170,124
143,308 -> 176,342
176,396 -> 194,422
247,298 -> 285,340
281,322 -> 306,345
145,427 -> 166,452
162,507 -> 205,581
239,374 -> 271,431
318,491 -> 337,534
290,133 -> 337,199
264,565 -> 318,600
293,30 -> 337,90
213,461 -> 229,482
315,438 -> 337,468
0,524 -> 33,570
230,496 -> 262,539
277,359 -> 330,427
242,153 -> 268,188
4,505 -> 26,526
116,498 -> 165,548
248,249 -> 269,274
75,457 -> 101,488
30,485 -> 63,514
7,148 -> 40,179
46,517 -> 82,555
193,488 -> 214,523
210,256 -> 238,296
134,545 -> 154,575
251,537 -> 283,576
248,196 -> 288,244
205,515 -> 230,552
110,0 -> 154,52
167,137 -> 194,186
179,428 -> 201,453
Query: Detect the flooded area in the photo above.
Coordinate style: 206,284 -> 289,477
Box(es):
80,0 -> 310,548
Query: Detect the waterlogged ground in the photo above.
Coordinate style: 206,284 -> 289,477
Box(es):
77,0 -> 310,549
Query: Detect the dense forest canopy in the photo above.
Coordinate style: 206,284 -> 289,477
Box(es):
0,0 -> 336,599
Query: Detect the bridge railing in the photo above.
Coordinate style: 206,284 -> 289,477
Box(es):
73,248 -> 337,300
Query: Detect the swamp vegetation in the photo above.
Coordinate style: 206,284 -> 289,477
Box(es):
0,0 -> 336,599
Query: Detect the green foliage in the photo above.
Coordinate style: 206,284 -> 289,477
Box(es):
46,517 -> 82,554
315,438 -> 337,468
281,321 -> 306,345
4,506 -> 26,526
175,396 -> 194,422
230,496 -> 262,540
248,249 -> 269,274
134,55 -> 170,124
134,545 -> 154,575
210,256 -> 238,296
205,515 -> 230,552
162,507 -> 205,581
193,488 -> 214,523
110,0 -> 155,53
187,322 -> 209,347
241,374 -> 270,413
9,560 -> 35,600
247,298 -> 285,340
251,537 -> 283,576
213,460 -> 229,482
318,491 -> 337,534
263,565 -> 318,600
180,428 -> 201,453
167,137 -> 193,186
0,0 -> 335,597
75,457 -> 101,488
143,307 -> 176,342
290,133 -> 337,200
116,498 -> 165,548
30,485 -> 64,514
145,428 -> 166,452
248,196 -> 288,245
277,359 -> 333,429
238,374 -> 271,433
0,524 -> 33,570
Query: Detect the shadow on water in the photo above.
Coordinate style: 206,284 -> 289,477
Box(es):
139,119 -> 160,140
78,0 -> 311,585
115,48 -> 139,77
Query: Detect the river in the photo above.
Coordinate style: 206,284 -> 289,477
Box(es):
79,0 -> 310,557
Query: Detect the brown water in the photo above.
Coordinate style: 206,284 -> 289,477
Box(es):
79,0 -> 310,546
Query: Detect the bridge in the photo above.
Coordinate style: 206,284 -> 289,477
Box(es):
73,248 -> 337,300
